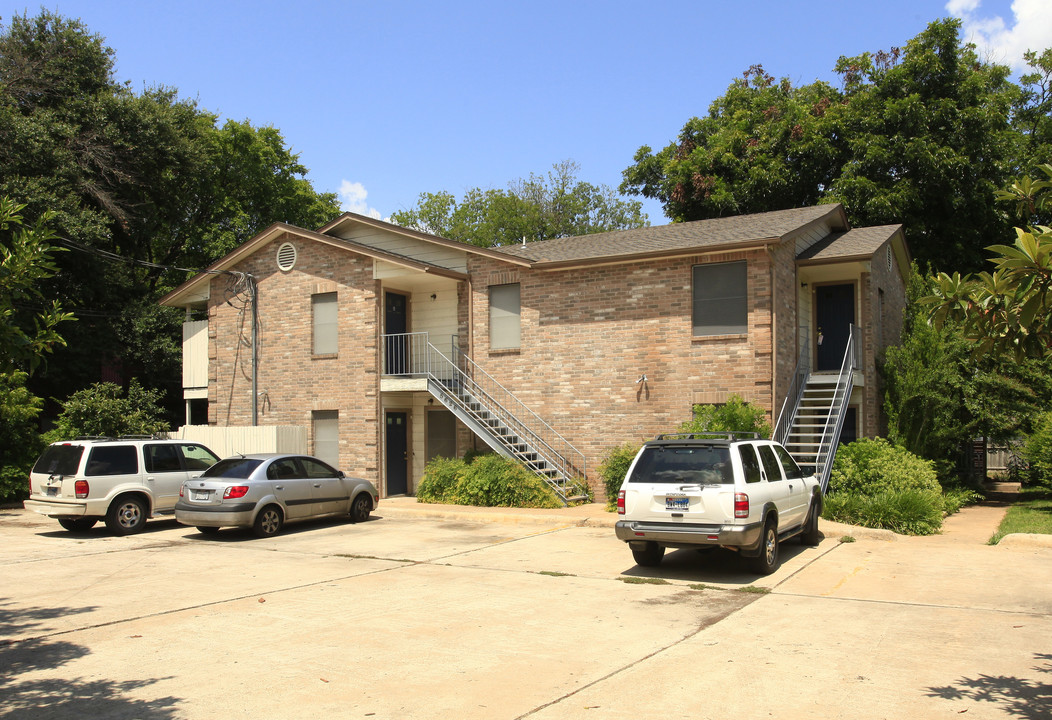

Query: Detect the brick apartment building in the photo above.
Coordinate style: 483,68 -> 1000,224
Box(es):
161,203 -> 909,499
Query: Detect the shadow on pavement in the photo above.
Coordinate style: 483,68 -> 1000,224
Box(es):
925,652 -> 1051,719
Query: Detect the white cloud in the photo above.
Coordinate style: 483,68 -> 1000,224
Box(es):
947,0 -> 1052,71
338,180 -> 383,220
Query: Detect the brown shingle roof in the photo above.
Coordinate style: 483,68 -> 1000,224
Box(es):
493,205 -> 846,266
796,225 -> 902,262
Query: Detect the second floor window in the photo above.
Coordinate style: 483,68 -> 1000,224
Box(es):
489,283 -> 521,349
312,292 -> 338,355
693,261 -> 747,336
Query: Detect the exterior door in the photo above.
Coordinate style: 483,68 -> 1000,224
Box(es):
143,443 -> 192,512
815,283 -> 855,371
385,291 -> 409,374
385,411 -> 409,496
265,457 -> 314,519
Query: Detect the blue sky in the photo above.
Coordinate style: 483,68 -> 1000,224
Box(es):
3,1 -> 1050,224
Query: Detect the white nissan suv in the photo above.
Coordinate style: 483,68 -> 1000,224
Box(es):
25,437 -> 221,535
614,433 -> 823,574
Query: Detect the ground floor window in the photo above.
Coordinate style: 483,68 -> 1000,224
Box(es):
313,410 -> 339,468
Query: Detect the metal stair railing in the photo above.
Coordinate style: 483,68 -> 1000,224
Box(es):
774,325 -> 810,445
812,324 -> 861,492
381,332 -> 587,503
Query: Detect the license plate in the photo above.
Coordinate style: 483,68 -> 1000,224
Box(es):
665,497 -> 689,510
191,491 -> 210,501
46,486 -> 59,496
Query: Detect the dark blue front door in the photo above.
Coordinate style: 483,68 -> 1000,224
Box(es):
815,284 -> 854,371
385,411 -> 408,496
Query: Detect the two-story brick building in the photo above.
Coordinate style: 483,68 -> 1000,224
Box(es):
161,203 -> 909,499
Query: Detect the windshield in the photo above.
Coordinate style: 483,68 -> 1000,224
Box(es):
33,444 -> 85,476
628,445 -> 733,484
201,458 -> 262,479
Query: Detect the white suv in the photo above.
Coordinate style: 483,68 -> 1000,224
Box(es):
614,433 -> 822,574
25,437 -> 221,535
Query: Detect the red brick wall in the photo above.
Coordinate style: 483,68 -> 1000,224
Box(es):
208,234 -> 381,480
466,249 -> 778,488
862,240 -> 908,436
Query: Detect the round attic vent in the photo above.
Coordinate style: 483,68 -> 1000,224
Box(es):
276,242 -> 297,271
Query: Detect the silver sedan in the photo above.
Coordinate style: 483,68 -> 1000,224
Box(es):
174,453 -> 378,537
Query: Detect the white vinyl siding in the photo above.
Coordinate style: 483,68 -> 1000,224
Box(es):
489,283 -> 521,349
312,292 -> 338,355
693,261 -> 747,336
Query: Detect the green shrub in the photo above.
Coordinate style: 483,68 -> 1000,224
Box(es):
679,394 -> 771,437
598,442 -> 640,510
417,454 -> 562,508
828,438 -> 940,496
416,456 -> 467,503
822,488 -> 944,535
0,371 -> 44,503
1022,411 -> 1052,487
453,454 -> 561,508
45,380 -> 168,442
825,438 -> 946,535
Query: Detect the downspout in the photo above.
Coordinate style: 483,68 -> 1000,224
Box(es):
251,274 -> 259,426
767,243 -> 777,434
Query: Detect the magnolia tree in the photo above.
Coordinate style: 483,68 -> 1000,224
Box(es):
927,165 -> 1052,359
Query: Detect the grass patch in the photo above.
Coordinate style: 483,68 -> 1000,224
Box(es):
688,583 -> 719,591
537,570 -> 574,577
738,585 -> 771,594
989,487 -> 1052,544
838,535 -> 856,543
620,577 -> 670,585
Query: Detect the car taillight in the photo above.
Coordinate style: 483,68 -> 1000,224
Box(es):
734,492 -> 749,518
75,480 -> 89,499
223,486 -> 249,499
179,485 -> 185,498
617,490 -> 626,515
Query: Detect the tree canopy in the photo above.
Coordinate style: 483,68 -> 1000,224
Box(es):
391,160 -> 647,247
621,18 -> 1032,273
0,10 -> 340,420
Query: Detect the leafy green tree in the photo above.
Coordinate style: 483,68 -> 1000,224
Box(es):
392,160 -> 647,246
678,394 -> 771,437
0,370 -> 44,502
1015,48 -> 1052,177
0,10 -> 339,422
620,65 -> 843,221
46,380 -> 168,440
622,19 -> 1022,273
0,196 -> 74,372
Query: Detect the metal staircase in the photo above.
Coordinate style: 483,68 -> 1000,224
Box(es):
775,325 -> 860,492
382,333 -> 587,505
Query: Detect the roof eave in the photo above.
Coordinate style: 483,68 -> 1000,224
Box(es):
527,237 -> 779,271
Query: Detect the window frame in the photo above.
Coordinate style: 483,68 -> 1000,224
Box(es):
489,283 -> 521,350
692,260 -> 748,337
312,292 -> 338,356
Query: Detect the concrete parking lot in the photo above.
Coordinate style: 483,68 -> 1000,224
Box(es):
1,501 -> 1050,719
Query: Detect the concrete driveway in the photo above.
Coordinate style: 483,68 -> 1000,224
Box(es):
1,501 -> 1049,719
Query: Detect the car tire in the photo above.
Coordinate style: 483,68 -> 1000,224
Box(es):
350,493 -> 371,523
631,542 -> 665,567
800,495 -> 822,546
253,505 -> 283,538
105,496 -> 148,536
750,519 -> 780,575
196,526 -> 221,535
58,518 -> 97,532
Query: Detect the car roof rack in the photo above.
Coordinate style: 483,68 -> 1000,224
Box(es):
652,432 -> 762,441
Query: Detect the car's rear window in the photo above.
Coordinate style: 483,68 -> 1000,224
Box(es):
33,444 -> 85,475
202,458 -> 262,479
628,445 -> 732,484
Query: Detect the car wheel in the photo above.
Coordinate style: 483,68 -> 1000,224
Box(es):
800,496 -> 822,546
350,493 -> 371,523
196,526 -> 221,535
750,519 -> 780,575
105,496 -> 148,536
253,505 -> 283,538
631,542 -> 665,567
58,518 -> 97,532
